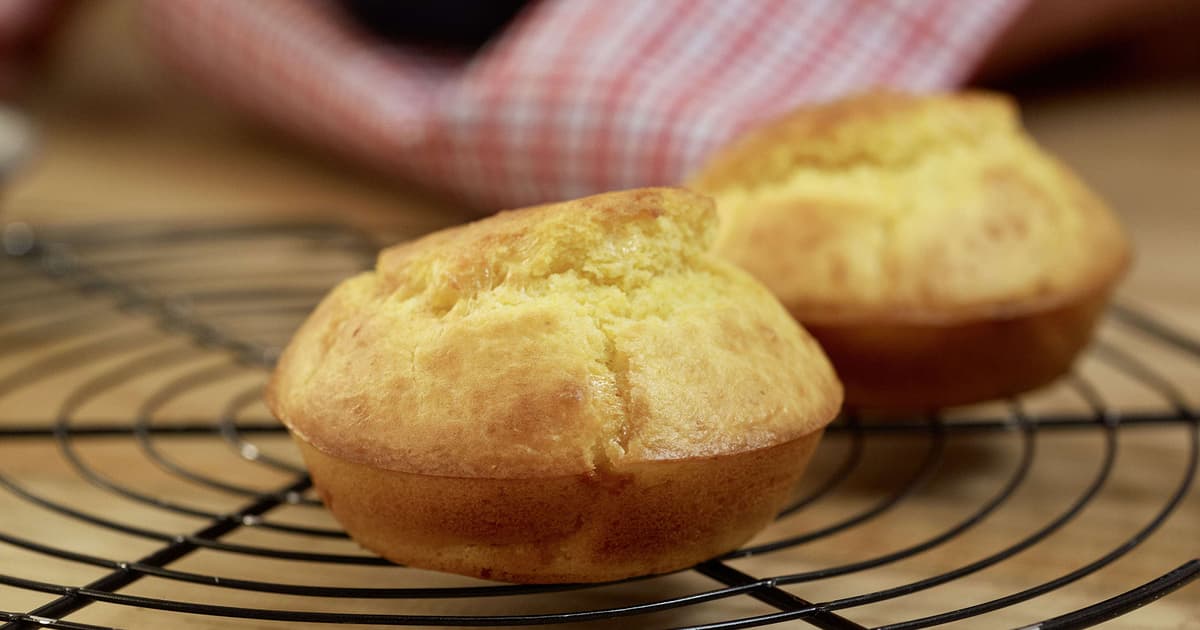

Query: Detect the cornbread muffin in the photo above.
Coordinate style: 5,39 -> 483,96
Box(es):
267,188 -> 842,583
691,92 -> 1130,409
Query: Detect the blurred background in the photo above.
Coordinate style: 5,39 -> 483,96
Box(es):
0,2 -> 1197,628
0,0 -> 1190,314
0,0 -> 1195,311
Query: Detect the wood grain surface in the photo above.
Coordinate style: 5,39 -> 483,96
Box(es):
0,2 -> 1196,629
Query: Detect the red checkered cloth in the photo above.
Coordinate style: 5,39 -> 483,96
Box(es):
142,0 -> 1027,210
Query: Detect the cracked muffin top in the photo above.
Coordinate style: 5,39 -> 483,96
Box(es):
690,92 -> 1130,322
266,188 -> 841,479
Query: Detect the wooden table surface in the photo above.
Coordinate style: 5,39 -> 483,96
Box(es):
0,3 -> 1197,629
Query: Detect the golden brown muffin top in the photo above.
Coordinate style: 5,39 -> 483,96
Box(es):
691,91 -> 1130,322
267,188 -> 841,479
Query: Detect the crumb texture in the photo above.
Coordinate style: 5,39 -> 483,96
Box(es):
690,91 -> 1130,319
268,188 -> 841,478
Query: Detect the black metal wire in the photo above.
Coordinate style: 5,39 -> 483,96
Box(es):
1017,559 -> 1200,630
130,363 -> 330,513
6,475 -> 313,627
727,416 -> 946,559
1110,302 -> 1200,361
692,562 -> 865,630
0,306 -> 121,352
0,528 -> 593,599
1,222 -> 1197,630
873,413 -> 1197,629
672,359 -> 1200,630
775,413 -> 864,518
0,571 -> 781,627
767,408 -> 1036,584
0,611 -> 113,630
217,385 -> 309,476
0,421 -> 284,439
0,468 -> 391,565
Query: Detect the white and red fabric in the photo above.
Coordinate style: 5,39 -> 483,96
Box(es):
143,0 -> 1027,209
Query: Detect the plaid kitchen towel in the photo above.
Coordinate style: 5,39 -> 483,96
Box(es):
143,0 -> 1027,209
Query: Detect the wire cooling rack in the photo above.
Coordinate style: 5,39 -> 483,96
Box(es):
0,221 -> 1196,630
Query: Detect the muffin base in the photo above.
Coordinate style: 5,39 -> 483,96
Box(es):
294,432 -> 823,583
802,282 -> 1116,410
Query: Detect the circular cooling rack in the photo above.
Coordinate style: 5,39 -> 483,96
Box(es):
0,221 -> 1196,630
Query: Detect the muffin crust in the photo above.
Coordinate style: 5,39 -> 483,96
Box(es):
267,187 -> 842,581
691,92 -> 1130,407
